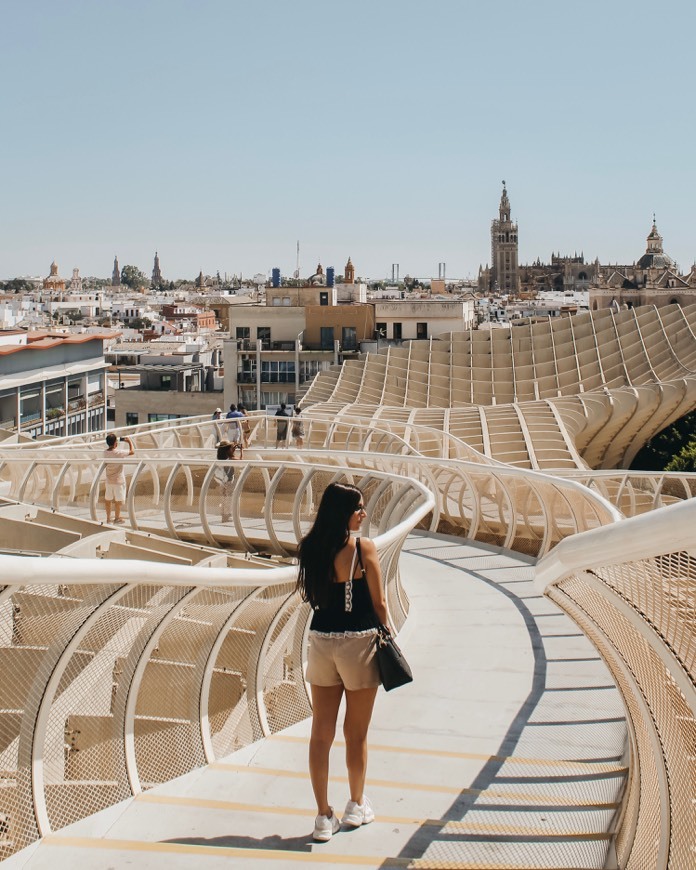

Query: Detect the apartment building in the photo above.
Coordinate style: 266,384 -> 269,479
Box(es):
0,329 -> 109,437
107,338 -> 224,427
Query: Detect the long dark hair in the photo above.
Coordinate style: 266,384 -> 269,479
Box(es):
297,482 -> 362,609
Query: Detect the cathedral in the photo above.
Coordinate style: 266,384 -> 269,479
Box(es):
479,186 -> 696,308
589,219 -> 696,310
479,184 -> 597,295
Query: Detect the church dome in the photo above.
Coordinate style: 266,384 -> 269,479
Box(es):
637,252 -> 676,269
43,260 -> 65,290
637,219 -> 676,270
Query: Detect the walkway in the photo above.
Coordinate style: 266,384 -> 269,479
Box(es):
3,533 -> 627,869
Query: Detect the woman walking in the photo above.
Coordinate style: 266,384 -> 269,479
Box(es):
297,482 -> 390,842
215,439 -> 242,523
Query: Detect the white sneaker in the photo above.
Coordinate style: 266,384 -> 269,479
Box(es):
342,796 -> 374,827
313,810 -> 340,842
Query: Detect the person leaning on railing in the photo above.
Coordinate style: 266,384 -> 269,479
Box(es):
296,482 -> 390,842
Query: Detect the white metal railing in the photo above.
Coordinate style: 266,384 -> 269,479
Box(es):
547,468 -> 696,516
535,498 -> 696,869
0,463 -> 432,857
0,412 -> 494,464
0,450 -> 619,559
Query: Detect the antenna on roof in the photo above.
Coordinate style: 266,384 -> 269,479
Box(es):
293,240 -> 300,279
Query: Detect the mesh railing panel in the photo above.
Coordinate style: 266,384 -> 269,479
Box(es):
0,461 -> 430,857
547,559 -> 696,870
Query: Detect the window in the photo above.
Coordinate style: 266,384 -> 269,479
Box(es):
342,326 -> 357,350
319,292 -> 329,306
392,322 -> 402,340
237,358 -> 256,383
261,361 -> 296,383
261,391 -> 289,408
160,374 -> 171,390
257,326 -> 271,345
416,322 -> 428,340
375,322 -> 387,338
148,413 -> 180,422
300,360 -> 328,382
126,412 -> 139,426
320,327 -> 334,350
236,326 -> 250,340
272,297 -> 281,306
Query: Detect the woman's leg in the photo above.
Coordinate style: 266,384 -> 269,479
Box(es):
343,687 -> 378,803
309,684 -> 344,816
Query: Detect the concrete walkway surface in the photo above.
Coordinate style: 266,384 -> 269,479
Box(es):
3,532 -> 627,869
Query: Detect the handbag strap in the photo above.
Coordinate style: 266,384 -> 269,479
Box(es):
357,538 -> 391,635
355,537 -> 367,577
348,543 -> 359,581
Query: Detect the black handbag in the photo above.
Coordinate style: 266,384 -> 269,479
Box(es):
374,624 -> 413,691
354,538 -> 413,692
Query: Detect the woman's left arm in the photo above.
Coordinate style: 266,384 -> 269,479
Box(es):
360,538 -> 390,628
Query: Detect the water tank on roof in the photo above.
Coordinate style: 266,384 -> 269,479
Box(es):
272,268 -> 281,288
326,267 -> 335,287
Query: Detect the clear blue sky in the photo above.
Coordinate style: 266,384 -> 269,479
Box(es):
1,0 -> 694,282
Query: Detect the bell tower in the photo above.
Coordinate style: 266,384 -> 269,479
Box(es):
152,251 -> 162,286
490,181 -> 519,293
344,257 -> 355,284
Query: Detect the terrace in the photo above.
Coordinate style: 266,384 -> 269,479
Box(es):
0,301 -> 694,869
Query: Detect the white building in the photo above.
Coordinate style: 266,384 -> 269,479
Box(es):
0,329 -> 111,438
373,300 -> 475,342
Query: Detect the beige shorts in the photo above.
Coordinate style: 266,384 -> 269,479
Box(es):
105,483 -> 126,503
306,631 -> 380,691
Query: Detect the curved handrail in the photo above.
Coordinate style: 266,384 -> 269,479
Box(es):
535,498 -> 696,869
0,451 -> 619,558
545,468 -> 696,515
0,461 -> 432,855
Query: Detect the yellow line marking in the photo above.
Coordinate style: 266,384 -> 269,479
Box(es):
42,835 -> 408,866
269,734 -> 626,774
137,793 -> 611,838
210,764 -> 620,807
41,836 -> 604,868
137,793 -> 416,825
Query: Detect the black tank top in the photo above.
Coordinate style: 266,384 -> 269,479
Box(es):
309,540 -> 380,634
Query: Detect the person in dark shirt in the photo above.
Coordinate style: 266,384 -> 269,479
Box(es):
275,402 -> 290,447
296,482 -> 389,841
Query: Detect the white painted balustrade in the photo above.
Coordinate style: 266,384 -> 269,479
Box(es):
0,465 -> 433,858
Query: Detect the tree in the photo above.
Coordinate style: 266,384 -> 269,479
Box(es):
630,409 -> 696,471
1,278 -> 34,294
121,265 -> 149,289
129,317 -> 153,331
666,442 -> 696,473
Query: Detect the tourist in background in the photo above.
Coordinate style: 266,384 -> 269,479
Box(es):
215,439 -> 242,523
275,402 -> 290,447
237,403 -> 251,448
225,403 -> 244,445
291,406 -> 305,448
103,433 -> 134,525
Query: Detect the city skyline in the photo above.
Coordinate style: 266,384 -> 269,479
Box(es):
2,0 -> 694,280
